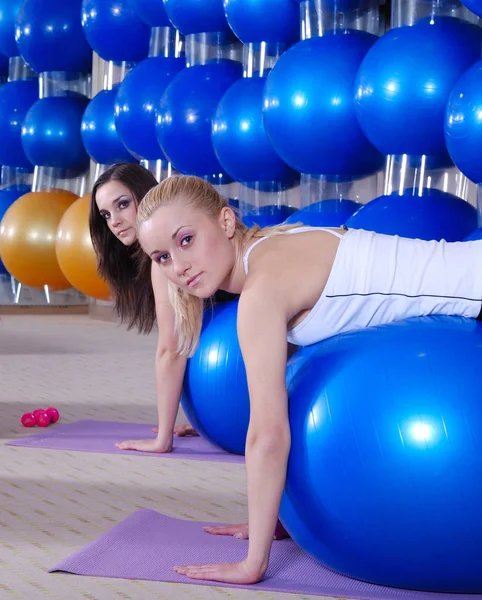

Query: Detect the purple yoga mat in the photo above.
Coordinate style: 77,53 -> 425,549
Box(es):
49,508 -> 482,599
6,420 -> 244,464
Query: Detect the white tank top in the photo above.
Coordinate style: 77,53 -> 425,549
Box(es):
242,226 -> 482,346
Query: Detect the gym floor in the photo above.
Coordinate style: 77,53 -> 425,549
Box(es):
1,314 -> 332,600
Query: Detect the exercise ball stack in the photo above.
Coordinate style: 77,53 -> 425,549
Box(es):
349,14 -> 482,240
262,26 -> 383,224
152,0 -> 242,185
211,0 -> 300,227
17,0 -> 92,176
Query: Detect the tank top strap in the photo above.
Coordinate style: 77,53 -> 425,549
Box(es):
243,236 -> 269,274
242,226 -> 345,274
286,225 -> 345,239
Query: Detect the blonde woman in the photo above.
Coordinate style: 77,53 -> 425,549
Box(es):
135,174 -> 482,585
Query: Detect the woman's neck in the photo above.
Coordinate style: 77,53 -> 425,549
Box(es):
219,231 -> 250,295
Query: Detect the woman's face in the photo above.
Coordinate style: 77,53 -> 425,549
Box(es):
138,201 -> 237,299
95,180 -> 138,246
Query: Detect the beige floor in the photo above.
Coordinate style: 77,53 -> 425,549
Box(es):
1,314 -> 343,600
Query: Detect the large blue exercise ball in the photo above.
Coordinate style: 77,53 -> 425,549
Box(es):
15,0 -> 92,73
354,17 -> 482,163
0,79 -> 38,168
81,88 -> 135,166
130,0 -> 171,27
346,188 -> 477,242
163,0 -> 233,35
280,316 -> 482,593
224,0 -> 299,46
182,299 -> 249,455
0,184 -> 31,275
284,199 -> 360,227
445,59 -> 482,184
460,0 -> 482,17
115,56 -> 185,162
157,60 -> 243,179
81,0 -> 150,63
22,95 -> 90,172
0,0 -> 22,57
263,31 -> 383,178
212,77 -> 298,186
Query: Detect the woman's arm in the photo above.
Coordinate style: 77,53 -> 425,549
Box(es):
174,278 -> 291,584
239,288 -> 292,577
116,263 -> 187,453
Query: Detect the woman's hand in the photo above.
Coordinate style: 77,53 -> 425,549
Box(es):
151,424 -> 199,437
203,520 -> 290,540
115,437 -> 172,453
173,559 -> 266,585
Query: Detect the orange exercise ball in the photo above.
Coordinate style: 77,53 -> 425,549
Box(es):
55,193 -> 111,300
0,189 -> 79,290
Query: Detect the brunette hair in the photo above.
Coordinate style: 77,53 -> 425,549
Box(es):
89,163 -> 158,333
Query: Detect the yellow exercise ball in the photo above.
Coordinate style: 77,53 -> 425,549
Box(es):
0,189 -> 79,290
55,193 -> 111,300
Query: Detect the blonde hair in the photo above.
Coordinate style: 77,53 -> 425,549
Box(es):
137,175 -> 300,357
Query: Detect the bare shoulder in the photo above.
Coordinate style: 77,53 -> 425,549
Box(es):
243,243 -> 289,298
243,229 -> 342,316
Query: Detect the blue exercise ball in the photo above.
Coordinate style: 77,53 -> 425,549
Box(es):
460,0 -> 482,17
464,227 -> 482,241
0,184 -> 31,275
130,0 -> 171,27
0,79 -> 38,168
242,204 -> 297,227
157,60 -> 243,178
224,0 -> 299,46
284,199 -> 360,227
354,17 -> 482,162
21,95 -> 90,171
115,56 -> 185,162
346,188 -> 477,242
163,0 -> 233,36
445,59 -> 482,184
280,315 -> 482,593
81,0 -> 150,63
16,0 -> 92,73
182,299 -> 249,455
212,77 -> 298,187
81,88 -> 135,166
263,30 -> 384,178
0,0 -> 22,57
